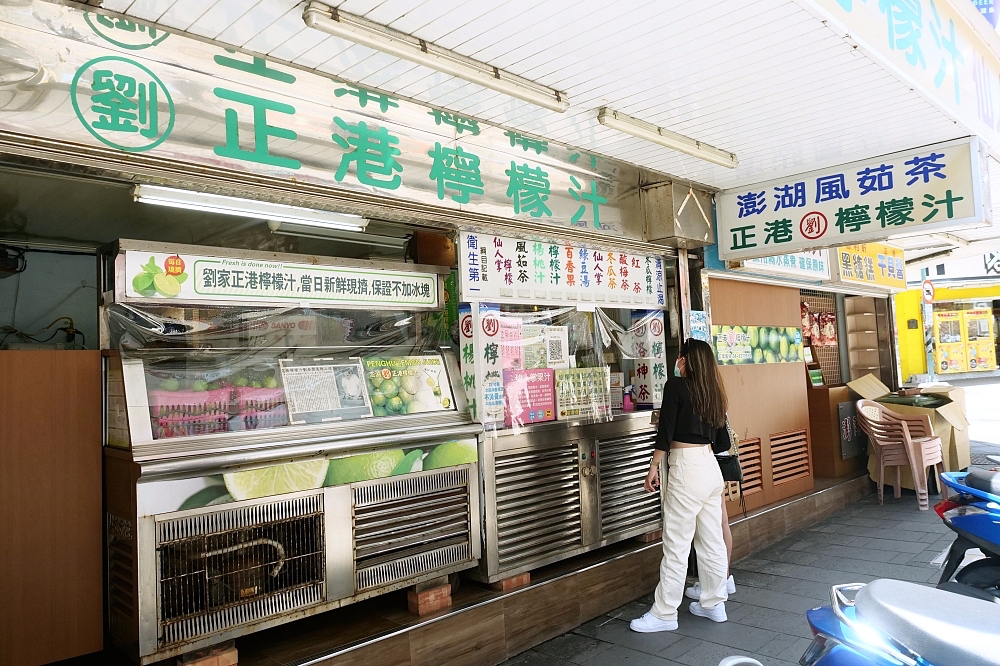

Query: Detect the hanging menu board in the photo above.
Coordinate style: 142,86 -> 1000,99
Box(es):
459,232 -> 666,307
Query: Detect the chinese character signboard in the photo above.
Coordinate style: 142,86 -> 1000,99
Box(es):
630,311 -> 668,407
459,232 -> 666,307
125,251 -> 439,307
0,3 -> 631,235
711,325 -> 803,365
833,243 -> 906,290
717,138 -> 987,260
739,250 -> 831,280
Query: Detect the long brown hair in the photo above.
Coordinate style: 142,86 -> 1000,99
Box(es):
680,338 -> 728,428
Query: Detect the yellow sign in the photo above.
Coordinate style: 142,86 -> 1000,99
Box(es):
962,309 -> 996,372
835,243 -> 905,289
933,311 -> 967,374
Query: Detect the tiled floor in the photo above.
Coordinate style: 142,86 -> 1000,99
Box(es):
501,491 -> 954,666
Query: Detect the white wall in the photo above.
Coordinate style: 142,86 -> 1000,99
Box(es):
0,251 -> 98,349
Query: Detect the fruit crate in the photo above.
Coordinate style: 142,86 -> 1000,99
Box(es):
148,388 -> 233,439
234,386 -> 288,431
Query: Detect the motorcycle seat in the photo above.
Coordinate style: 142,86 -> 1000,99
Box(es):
855,579 -> 1000,666
967,468 -> 1000,495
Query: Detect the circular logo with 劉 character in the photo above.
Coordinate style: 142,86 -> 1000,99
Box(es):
71,56 -> 174,153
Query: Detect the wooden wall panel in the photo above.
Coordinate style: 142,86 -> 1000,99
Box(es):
709,279 -> 813,510
0,351 -> 103,666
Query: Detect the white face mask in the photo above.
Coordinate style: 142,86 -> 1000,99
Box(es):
673,359 -> 682,377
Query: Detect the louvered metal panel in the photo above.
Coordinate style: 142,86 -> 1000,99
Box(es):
598,433 -> 661,539
94,0 -> 962,193
737,437 -> 764,495
493,442 -> 582,570
770,429 -> 811,486
352,468 -> 474,591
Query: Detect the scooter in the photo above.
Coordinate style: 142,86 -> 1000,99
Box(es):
799,578 -> 1000,666
935,469 -> 1000,600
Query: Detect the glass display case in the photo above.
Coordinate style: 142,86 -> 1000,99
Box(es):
100,241 -> 481,664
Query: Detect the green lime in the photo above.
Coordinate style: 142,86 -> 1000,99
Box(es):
132,272 -> 155,296
178,484 -> 230,510
325,450 -> 405,485
191,379 -> 208,392
372,405 -> 388,416
369,372 -> 383,389
764,349 -> 777,364
224,460 -> 329,501
398,388 -> 413,404
380,379 -> 398,399
153,273 -> 181,297
779,336 -> 790,359
160,378 -> 179,391
391,449 -> 423,475
753,348 -> 764,364
387,396 -> 403,413
423,440 -> 477,470
372,390 -> 386,407
748,327 -> 759,348
401,375 -> 421,394
768,330 -> 780,351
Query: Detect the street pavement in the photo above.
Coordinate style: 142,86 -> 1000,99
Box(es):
501,493 -> 956,666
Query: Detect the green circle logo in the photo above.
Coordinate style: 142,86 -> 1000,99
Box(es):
71,56 -> 175,153
84,13 -> 169,50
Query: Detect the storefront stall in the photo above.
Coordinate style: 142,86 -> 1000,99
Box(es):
456,230 -> 678,583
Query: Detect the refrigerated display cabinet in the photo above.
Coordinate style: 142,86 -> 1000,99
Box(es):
100,241 -> 481,663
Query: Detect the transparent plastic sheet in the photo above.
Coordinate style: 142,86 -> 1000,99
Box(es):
105,303 -> 457,440
474,305 -> 667,435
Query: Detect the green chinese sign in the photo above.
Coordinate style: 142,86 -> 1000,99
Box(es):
0,2 -> 631,235
711,325 -> 803,365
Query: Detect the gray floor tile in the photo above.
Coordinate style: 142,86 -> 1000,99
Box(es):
534,634 -> 614,665
573,617 -> 685,656
654,636 -> 706,661
724,585 -> 828,614
670,605 -> 778,652
731,606 -> 813,639
579,644 -> 683,666
857,537 -> 933,554
668,638 -> 760,666
757,634 -> 813,661
505,649 -> 572,666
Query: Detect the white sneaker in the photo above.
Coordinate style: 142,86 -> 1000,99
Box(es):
689,601 -> 727,623
685,575 -> 736,600
629,612 -> 678,633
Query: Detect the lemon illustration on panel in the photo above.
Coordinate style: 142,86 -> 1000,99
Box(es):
223,460 -> 329,501
748,327 -> 759,348
325,449 -> 405,486
423,440 -> 478,470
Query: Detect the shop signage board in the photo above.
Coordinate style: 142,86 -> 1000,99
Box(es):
629,311 -> 668,407
906,250 -> 1000,285
717,138 -> 987,260
125,250 -> 438,307
809,0 -> 1000,159
739,250 -> 831,280
833,243 -> 906,290
711,325 -> 804,365
458,231 -> 666,307
0,3 -> 630,236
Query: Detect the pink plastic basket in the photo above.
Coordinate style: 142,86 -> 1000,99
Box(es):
148,388 -> 232,438
234,386 -> 288,430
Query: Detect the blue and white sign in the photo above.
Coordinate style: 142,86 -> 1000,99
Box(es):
717,138 -> 988,260
741,250 -> 831,280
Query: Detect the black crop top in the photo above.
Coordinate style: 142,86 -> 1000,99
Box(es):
653,377 -> 728,452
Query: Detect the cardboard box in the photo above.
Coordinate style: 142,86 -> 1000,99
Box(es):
847,374 -> 970,490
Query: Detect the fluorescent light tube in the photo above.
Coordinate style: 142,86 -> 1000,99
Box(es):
597,107 -> 738,169
133,185 -> 368,231
267,220 -> 406,249
302,1 -> 569,113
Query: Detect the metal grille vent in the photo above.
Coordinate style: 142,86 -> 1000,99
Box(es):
354,469 -> 473,591
737,438 -> 763,495
156,494 -> 325,646
770,429 -> 811,486
599,433 -> 661,539
107,513 -> 136,647
494,443 -> 581,570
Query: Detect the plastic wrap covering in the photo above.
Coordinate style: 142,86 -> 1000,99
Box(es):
106,303 -> 457,440
461,304 -> 670,434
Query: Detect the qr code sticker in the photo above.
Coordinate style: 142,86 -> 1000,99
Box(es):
548,338 -> 565,364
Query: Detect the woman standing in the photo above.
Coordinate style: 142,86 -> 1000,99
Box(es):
630,338 -> 731,632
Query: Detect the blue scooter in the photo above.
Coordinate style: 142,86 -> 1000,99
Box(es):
797,469 -> 1000,666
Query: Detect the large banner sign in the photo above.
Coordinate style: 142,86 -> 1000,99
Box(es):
0,2 -> 633,235
717,138 -> 988,260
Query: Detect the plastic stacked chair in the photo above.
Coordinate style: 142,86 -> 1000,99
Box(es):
855,399 -> 947,510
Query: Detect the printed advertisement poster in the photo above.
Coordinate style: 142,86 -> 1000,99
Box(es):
361,355 -> 454,416
279,358 -> 372,424
630,311 -> 667,406
136,439 -> 479,515
503,368 -> 556,427
711,325 -> 803,365
554,367 -> 611,420
478,303 -> 506,425
126,251 -> 438,307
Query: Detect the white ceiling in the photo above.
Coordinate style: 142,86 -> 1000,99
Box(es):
93,0 -> 966,193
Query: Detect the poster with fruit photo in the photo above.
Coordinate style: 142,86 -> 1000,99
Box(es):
136,439 -> 479,516
362,355 -> 454,417
711,325 -> 803,365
